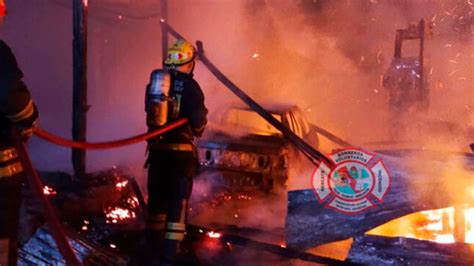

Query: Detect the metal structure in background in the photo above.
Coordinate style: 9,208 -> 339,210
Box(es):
72,0 -> 89,177
391,18 -> 432,110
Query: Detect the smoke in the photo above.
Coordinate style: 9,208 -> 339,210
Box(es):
3,0 -> 470,168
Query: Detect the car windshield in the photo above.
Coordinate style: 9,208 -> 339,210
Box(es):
223,108 -> 283,136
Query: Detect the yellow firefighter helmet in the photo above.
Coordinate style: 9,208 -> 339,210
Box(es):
164,39 -> 196,66
0,0 -> 6,18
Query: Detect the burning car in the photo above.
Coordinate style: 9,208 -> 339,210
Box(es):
196,105 -> 319,192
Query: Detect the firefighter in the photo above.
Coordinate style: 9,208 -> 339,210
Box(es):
145,39 -> 207,265
0,1 -> 39,265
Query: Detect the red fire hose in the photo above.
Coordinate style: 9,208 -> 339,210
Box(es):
12,129 -> 83,266
12,118 -> 188,265
34,118 -> 188,149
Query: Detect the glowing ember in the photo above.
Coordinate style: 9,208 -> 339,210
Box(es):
115,180 -> 128,191
237,194 -> 252,200
207,231 -> 222,238
126,197 -> 139,208
43,186 -> 57,196
110,244 -> 117,249
105,207 -> 136,224
81,220 -> 90,231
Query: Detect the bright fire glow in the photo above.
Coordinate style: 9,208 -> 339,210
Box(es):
369,206 -> 474,244
435,234 -> 455,243
43,186 -> 57,196
207,231 -> 222,238
465,208 -> 474,244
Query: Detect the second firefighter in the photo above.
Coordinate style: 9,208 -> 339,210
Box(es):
145,39 -> 207,264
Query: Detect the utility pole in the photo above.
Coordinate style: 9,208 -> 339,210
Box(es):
161,0 -> 168,67
72,0 -> 88,178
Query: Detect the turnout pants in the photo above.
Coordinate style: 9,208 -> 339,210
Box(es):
0,146 -> 24,266
146,148 -> 196,263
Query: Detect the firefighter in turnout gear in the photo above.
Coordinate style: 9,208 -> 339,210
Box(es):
0,2 -> 39,265
145,39 -> 207,265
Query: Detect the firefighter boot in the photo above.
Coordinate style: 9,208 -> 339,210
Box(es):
161,198 -> 188,265
144,213 -> 167,265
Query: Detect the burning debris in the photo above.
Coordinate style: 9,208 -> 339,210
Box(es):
19,169 -> 146,262
105,207 -> 136,224
369,206 -> 474,244
2,0 -> 470,265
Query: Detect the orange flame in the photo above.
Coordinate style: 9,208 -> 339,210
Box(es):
369,206 -> 474,244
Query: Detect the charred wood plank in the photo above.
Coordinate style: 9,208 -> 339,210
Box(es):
19,226 -> 129,266
347,235 -> 474,266
286,152 -> 474,249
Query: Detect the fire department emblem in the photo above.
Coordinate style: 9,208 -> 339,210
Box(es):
311,149 -> 391,214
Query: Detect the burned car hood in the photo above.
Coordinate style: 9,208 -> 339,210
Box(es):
197,132 -> 287,152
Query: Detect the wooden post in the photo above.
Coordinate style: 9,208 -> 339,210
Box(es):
72,0 -> 88,177
394,30 -> 402,58
418,19 -> 428,109
161,0 -> 168,67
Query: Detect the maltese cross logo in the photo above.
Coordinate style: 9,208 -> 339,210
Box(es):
311,149 -> 391,214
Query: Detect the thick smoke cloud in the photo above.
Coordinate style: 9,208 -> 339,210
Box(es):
2,0 -> 471,172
